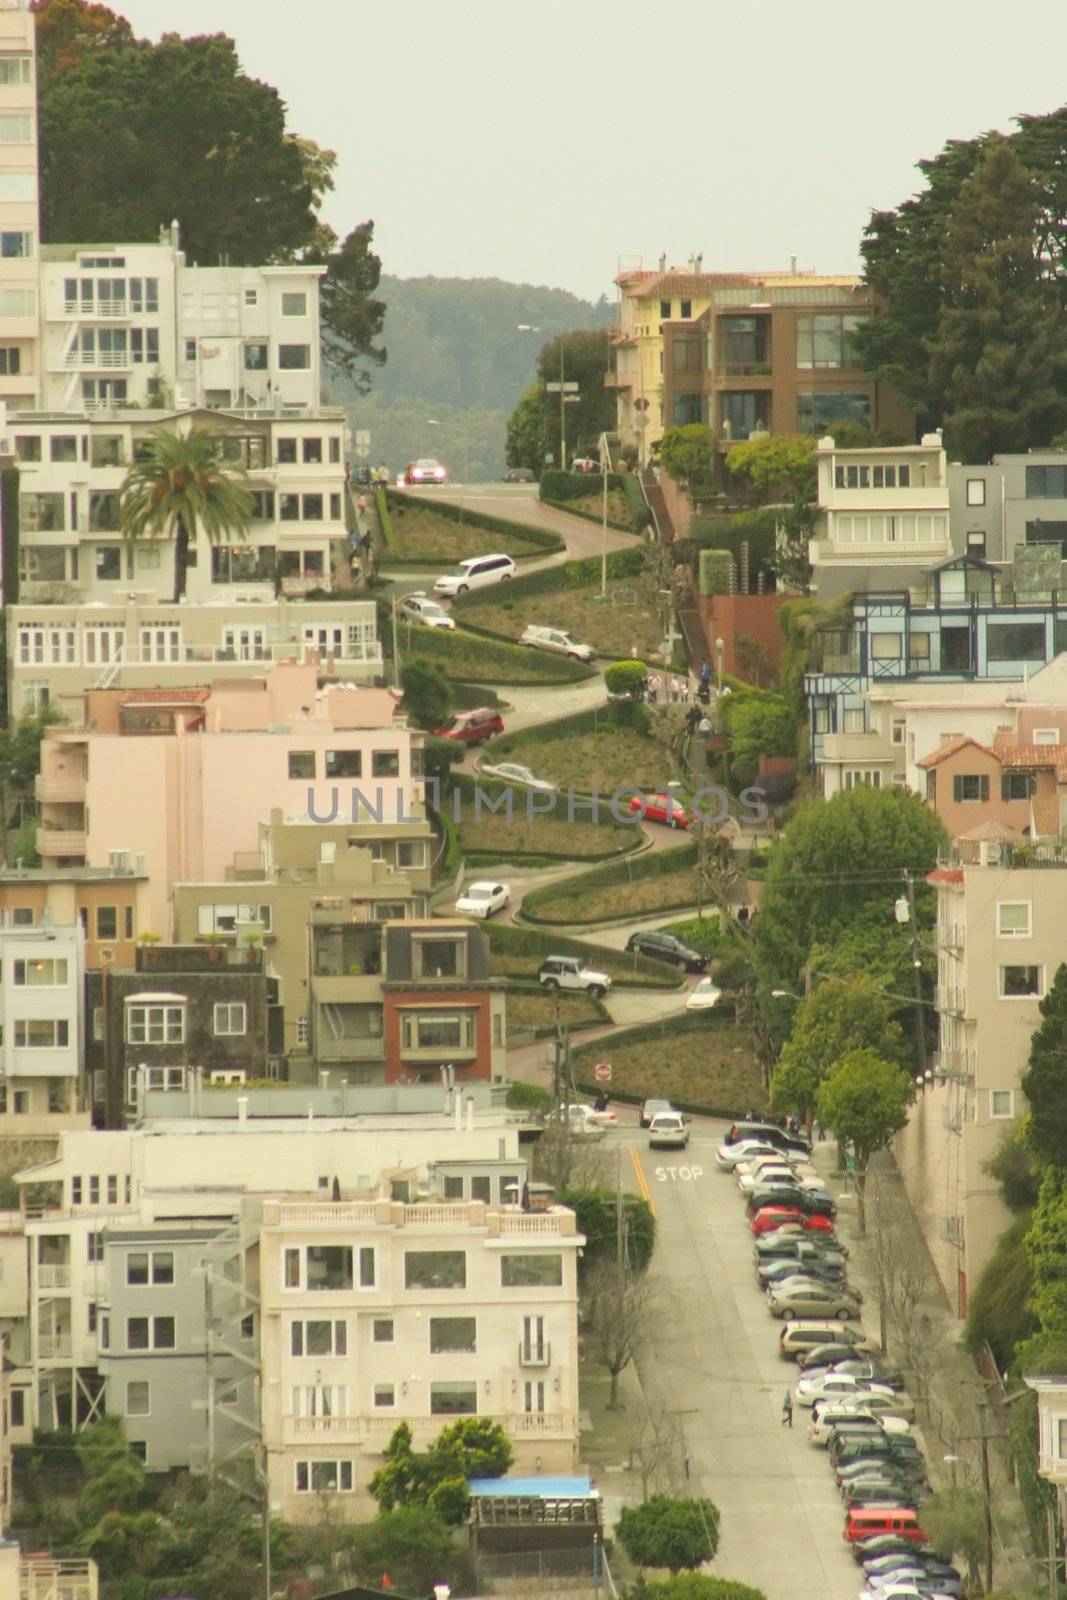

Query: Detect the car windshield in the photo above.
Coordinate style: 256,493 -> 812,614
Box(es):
466,887 -> 492,899
415,459 -> 438,468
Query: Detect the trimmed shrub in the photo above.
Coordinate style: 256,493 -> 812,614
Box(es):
382,489 -> 564,557
521,842 -> 698,925
484,921 -> 684,990
699,548 -> 735,596
604,658 -> 648,697
571,1011 -> 764,1119
406,625 -> 594,687
619,471 -> 652,530
450,544 -> 644,619
505,1080 -> 551,1114
374,484 -> 398,553
539,469 -> 621,503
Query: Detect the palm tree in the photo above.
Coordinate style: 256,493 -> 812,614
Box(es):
119,426 -> 254,603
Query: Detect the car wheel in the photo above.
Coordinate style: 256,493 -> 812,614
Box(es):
837,1307 -> 853,1320
457,584 -> 469,594
588,984 -> 605,999
543,978 -> 559,991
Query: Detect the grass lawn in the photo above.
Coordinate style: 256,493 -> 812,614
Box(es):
485,923 -> 684,990
388,500 -> 547,563
573,1016 -> 767,1114
486,722 -> 664,795
456,573 -> 664,660
548,489 -> 631,525
505,988 -> 608,1036
455,793 -> 636,862
524,862 -> 700,925
408,625 -> 592,685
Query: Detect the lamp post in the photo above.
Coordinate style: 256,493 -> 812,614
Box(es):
598,431 -> 612,598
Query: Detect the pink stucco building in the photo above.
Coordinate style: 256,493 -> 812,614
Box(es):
36,662 -> 427,936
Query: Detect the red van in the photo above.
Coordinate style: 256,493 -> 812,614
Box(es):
844,1505 -> 925,1545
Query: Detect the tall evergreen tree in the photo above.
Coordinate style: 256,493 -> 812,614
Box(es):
925,137 -> 1067,460
1020,961 -> 1067,1165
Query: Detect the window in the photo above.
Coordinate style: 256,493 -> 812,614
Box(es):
795,313 -> 866,369
720,391 -> 765,441
0,346 -> 19,374
295,1460 -> 353,1493
302,436 -> 322,463
302,493 -> 323,519
997,902 -> 1032,938
244,288 -> 258,307
952,774 -> 989,803
13,958 -> 68,986
843,768 -> 882,790
1000,966 -> 1042,999
10,1392 -> 24,1430
659,299 -> 671,319
1001,771 -> 1031,801
358,1247 -> 375,1288
501,1254 -> 563,1287
290,1319 -> 347,1356
990,1090 -> 1015,1119
325,750 -> 362,778
292,1383 -> 347,1417
966,479 -> 986,507
184,339 -> 196,362
87,1232 -> 102,1262
126,1005 -> 184,1045
1026,465 -> 1067,498
0,115 -> 31,142
405,1251 -> 466,1290
125,1381 -> 150,1417
197,903 -> 271,936
401,1012 -> 473,1052
244,342 -> 268,371
126,1316 -> 175,1351
95,547 -> 121,580
374,1384 -> 395,1407
372,750 -> 400,778
14,436 -> 41,464
213,1003 -> 247,1037
125,1250 -> 174,1286
841,707 -> 865,733
412,937 -> 464,980
373,1318 -> 394,1343
524,1380 -> 546,1414
796,391 -> 871,433
107,1175 -> 118,1204
0,55 -> 31,86
329,436 -> 341,463
21,493 -> 64,532
13,1019 -> 68,1048
306,1245 -> 353,1291
282,292 -> 308,317
430,1382 -> 477,1415
278,344 -> 311,369
279,493 -> 299,522
430,1317 -> 477,1353
0,232 -> 32,259
1034,728 -> 1059,746
472,1174 -> 492,1203
870,633 -> 902,660
986,622 -> 1047,663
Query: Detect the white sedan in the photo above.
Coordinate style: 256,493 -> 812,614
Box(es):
686,977 -> 722,1012
395,591 -> 456,629
715,1139 -> 782,1170
817,1391 -> 916,1424
559,1103 -> 615,1135
795,1372 -> 897,1409
737,1163 -> 822,1194
455,880 -> 510,919
479,761 -> 559,794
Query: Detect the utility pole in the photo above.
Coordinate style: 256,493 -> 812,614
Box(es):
616,1141 -> 625,1271
902,870 -> 929,1075
978,1401 -> 994,1596
559,345 -> 566,471
260,1445 -> 272,1600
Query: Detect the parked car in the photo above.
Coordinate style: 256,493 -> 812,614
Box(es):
757,1257 -> 848,1290
752,1207 -> 836,1237
829,1391 -> 916,1424
716,1139 -> 782,1170
747,1184 -> 835,1219
395,591 -> 457,629
799,1341 -> 876,1373
503,467 -> 535,483
433,707 -> 505,746
556,1103 -> 610,1138
648,1112 -> 689,1150
778,1321 -> 876,1359
404,457 -> 447,485
686,977 -> 722,1011
538,955 -> 611,998
767,1281 -> 862,1320
641,1098 -> 674,1128
455,880 -> 510,919
753,1235 -> 848,1268
479,761 -> 558,793
625,929 -> 707,972
628,791 -> 690,828
851,1535 -> 935,1565
826,1359 -> 906,1391
571,456 -> 598,474
808,1407 -> 911,1447
520,624 -> 596,662
737,1165 -> 806,1195
796,1372 -> 897,1408
433,553 -> 517,596
724,1119 -> 812,1157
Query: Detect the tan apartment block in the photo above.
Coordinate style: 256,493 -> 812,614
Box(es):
895,837 -> 1062,1316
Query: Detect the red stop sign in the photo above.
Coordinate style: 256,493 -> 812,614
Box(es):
594,1062 -> 612,1082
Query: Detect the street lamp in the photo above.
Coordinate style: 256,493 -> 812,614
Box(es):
597,431 -> 612,598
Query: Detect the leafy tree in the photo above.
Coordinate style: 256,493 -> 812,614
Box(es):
725,435 -> 816,502
536,328 -> 615,463
718,691 -> 796,789
0,708 -> 63,864
982,1125 -> 1043,1213
926,137 -> 1067,460
80,1508 -> 167,1579
920,1485 -> 990,1593
584,1259 -> 659,1408
348,1506 -> 475,1596
505,1079 -> 551,1113
559,1187 -> 656,1275
33,0 -> 135,79
816,1048 -> 912,1232
119,427 -> 252,603
635,1578 -> 766,1600
1020,962 -> 1067,1164
312,222 -> 386,394
771,978 -> 904,1126
422,734 -> 465,790
658,423 -> 715,489
752,785 -> 946,1001
368,1417 -> 511,1521
1025,1165 -> 1067,1336
964,1214 -> 1037,1371
616,1495 -> 720,1574
506,380 -> 548,472
605,658 -> 649,698
399,658 -> 453,732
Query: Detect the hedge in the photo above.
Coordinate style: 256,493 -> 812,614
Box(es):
619,471 -> 652,531
450,774 -> 640,863
484,921 -> 684,990
373,485 -> 398,554
450,544 -> 645,616
383,489 -> 564,555
699,548 -> 734,596
402,624 -> 595,687
540,498 -> 636,535
571,1010 -> 755,1119
520,841 -> 698,925
539,469 -> 621,503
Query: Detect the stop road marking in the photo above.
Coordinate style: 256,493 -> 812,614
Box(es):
655,1166 -> 704,1181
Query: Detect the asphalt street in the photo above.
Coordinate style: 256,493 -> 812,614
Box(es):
605,1115 -> 864,1600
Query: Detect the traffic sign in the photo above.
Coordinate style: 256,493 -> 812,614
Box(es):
634,397 -> 650,412
354,429 -> 371,459
594,1062 -> 612,1083
546,381 -> 580,393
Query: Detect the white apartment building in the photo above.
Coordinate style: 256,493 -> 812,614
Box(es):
895,837 -> 1063,1317
0,1 -> 39,414
809,434 -> 952,598
0,922 -> 85,1121
259,1195 -> 582,1522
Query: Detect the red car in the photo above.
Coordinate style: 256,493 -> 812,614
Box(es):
749,1206 -> 836,1237
628,792 -> 690,828
432,707 -> 504,746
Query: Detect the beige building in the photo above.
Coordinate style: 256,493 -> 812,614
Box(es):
259,1193 -> 582,1522
0,1 -> 39,414
0,1550 -> 97,1600
810,435 -> 951,595
896,836 -> 1064,1316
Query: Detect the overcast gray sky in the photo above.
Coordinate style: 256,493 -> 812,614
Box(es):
116,0 -> 1067,301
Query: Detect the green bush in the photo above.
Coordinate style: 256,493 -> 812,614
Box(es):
698,548 -> 734,596
659,914 -> 724,956
450,544 -> 644,617
604,658 -> 648,697
484,921 -> 684,990
374,484 -> 398,553
965,1215 -> 1038,1371
505,1080 -> 552,1113
521,841 -> 698,925
484,701 -> 652,770
406,624 -> 595,687
539,469 -> 621,503
620,470 -> 652,530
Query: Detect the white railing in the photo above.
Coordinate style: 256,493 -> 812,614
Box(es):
275,1201 -> 381,1225
36,1334 -> 72,1360
505,1411 -> 575,1438
37,1264 -> 70,1289
285,1410 -> 575,1443
496,1214 -> 568,1235
290,1414 -> 363,1438
63,299 -> 129,319
518,1341 -> 551,1367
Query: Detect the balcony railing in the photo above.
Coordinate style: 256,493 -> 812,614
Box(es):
63,298 -> 130,319
37,1333 -> 72,1360
518,1341 -> 551,1367
718,361 -> 772,377
37,1264 -> 70,1289
37,827 -> 87,857
938,839 -> 1067,871
286,1410 -> 575,1443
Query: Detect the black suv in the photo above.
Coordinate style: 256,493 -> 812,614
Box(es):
624,929 -> 707,972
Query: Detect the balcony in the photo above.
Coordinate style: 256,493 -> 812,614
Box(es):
35,773 -> 86,805
37,1333 -> 72,1360
935,985 -> 967,1017
37,1264 -> 70,1290
37,827 -> 86,858
22,1557 -> 98,1600
62,298 -> 131,319
718,362 -> 772,378
518,1341 -> 551,1367
315,1036 -> 385,1065
285,1410 -> 576,1445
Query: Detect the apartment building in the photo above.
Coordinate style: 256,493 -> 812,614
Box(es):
0,1550 -> 97,1600
1023,1373 -> 1067,1525
35,664 -> 420,934
809,435 -> 951,595
0,0 -> 40,414
896,836 -> 1064,1314
86,942 -> 272,1130
9,594 -> 382,722
0,922 -> 85,1140
259,1193 -> 582,1522
172,808 -> 434,1073
609,260 -> 913,459
918,720 -> 1067,842
948,450 -> 1067,569
19,1110 -> 525,1430
381,920 -> 507,1086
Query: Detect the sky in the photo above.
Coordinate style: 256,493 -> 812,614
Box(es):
115,0 -> 1067,302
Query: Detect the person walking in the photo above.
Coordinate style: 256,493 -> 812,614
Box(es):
680,677 -> 690,704
647,672 -> 661,703
669,676 -> 681,703
782,1391 -> 793,1428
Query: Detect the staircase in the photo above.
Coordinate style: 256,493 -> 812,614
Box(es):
641,469 -> 676,542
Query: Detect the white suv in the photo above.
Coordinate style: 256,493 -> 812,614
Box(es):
538,955 -> 611,998
433,553 -> 517,596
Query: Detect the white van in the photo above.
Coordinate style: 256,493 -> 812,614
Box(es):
808,1403 -> 912,1447
433,553 -> 517,596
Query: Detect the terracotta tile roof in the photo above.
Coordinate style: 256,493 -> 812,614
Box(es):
998,742 -> 1067,782
917,736 -> 994,769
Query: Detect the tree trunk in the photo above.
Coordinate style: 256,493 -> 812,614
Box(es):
171,516 -> 190,604
855,1166 -> 867,1236
608,1366 -> 621,1409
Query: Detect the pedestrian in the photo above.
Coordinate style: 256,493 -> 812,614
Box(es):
670,676 -> 680,702
648,672 -> 661,703
700,661 -> 712,689
357,493 -> 367,517
680,677 -> 690,703
782,1392 -> 793,1428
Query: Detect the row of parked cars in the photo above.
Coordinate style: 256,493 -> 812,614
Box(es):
717,1120 -> 965,1600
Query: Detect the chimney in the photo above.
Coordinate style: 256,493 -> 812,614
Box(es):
790,254 -> 798,276
658,252 -> 667,273
465,1093 -> 475,1133
454,1093 -> 462,1134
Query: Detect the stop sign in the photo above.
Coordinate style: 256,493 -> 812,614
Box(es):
594,1062 -> 612,1082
